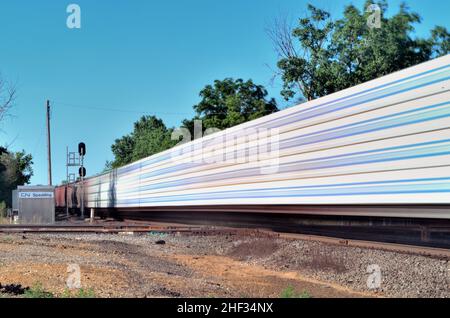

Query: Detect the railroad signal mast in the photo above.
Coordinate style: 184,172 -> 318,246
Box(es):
78,142 -> 86,219
65,142 -> 86,219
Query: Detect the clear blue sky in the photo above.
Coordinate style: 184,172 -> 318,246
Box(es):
0,0 -> 448,185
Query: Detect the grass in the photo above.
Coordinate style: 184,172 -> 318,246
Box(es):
24,283 -> 54,298
62,288 -> 96,298
280,286 -> 311,298
0,202 -> 10,224
21,282 -> 96,298
0,218 -> 8,225
0,235 -> 13,243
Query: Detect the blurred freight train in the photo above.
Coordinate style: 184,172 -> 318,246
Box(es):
56,54 -> 450,220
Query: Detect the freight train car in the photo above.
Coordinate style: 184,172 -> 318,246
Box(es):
55,185 -> 79,210
56,55 -> 450,219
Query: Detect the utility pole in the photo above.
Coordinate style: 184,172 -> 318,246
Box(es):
46,100 -> 52,186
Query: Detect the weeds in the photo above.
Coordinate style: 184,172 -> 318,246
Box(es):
20,282 -> 96,298
0,202 -> 8,224
62,288 -> 96,298
0,236 -> 13,243
280,286 -> 311,298
23,283 -> 54,298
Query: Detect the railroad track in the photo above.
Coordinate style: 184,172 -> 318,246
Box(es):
110,210 -> 450,249
1,221 -> 449,259
0,224 -> 198,233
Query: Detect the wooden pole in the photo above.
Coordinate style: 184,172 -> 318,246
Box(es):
46,100 -> 52,186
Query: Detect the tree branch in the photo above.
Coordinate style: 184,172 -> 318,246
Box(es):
0,76 -> 16,122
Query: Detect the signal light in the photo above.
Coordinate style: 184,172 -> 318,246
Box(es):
79,167 -> 86,177
78,142 -> 86,156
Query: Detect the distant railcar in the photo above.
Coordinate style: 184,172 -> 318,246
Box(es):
55,184 -> 79,209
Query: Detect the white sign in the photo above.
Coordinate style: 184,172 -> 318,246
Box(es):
19,192 -> 54,199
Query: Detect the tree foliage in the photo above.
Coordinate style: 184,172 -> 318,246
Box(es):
109,79 -> 277,169
182,78 -> 278,135
108,116 -> 177,169
0,147 -> 33,207
108,1 -> 448,169
270,1 -> 450,102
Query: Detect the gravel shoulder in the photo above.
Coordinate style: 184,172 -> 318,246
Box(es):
0,231 -> 448,298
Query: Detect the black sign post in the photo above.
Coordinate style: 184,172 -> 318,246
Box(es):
78,142 -> 86,219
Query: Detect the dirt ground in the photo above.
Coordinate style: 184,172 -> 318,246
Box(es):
0,232 -> 373,298
0,231 -> 447,298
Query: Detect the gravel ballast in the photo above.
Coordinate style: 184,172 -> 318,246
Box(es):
0,232 -> 448,298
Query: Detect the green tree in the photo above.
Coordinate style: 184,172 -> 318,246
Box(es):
110,135 -> 135,168
430,26 -> 450,58
109,116 -> 177,169
108,79 -> 278,169
270,1 -> 450,102
0,147 -> 33,207
131,116 -> 177,162
182,78 -> 278,135
269,4 -> 335,102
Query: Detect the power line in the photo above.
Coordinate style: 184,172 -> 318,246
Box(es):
52,100 -> 193,117
32,126 -> 46,157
